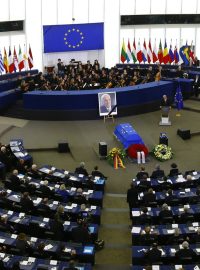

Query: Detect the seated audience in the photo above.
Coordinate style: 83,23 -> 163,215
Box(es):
167,228 -> 190,245
33,242 -> 51,259
51,205 -> 65,240
180,205 -> 194,223
150,164 -> 165,179
139,207 -> 152,225
16,159 -> 28,174
73,188 -> 87,205
39,180 -> 54,198
140,226 -> 158,245
165,189 -> 178,205
138,175 -> 151,191
38,197 -> 51,215
74,162 -> 89,176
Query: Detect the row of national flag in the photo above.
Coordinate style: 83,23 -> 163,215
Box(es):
0,45 -> 34,74
121,38 -> 195,66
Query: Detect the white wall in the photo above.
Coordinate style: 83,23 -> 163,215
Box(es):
0,0 -> 200,71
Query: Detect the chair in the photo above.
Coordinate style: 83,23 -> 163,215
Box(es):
44,230 -> 55,240
147,201 -> 158,208
9,247 -> 21,255
179,256 -> 193,264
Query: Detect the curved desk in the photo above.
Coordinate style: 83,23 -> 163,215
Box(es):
23,80 -> 180,120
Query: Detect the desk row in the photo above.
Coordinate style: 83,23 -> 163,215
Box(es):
0,230 -> 95,265
0,208 -> 98,242
131,223 -> 200,245
0,188 -> 101,224
132,203 -> 200,225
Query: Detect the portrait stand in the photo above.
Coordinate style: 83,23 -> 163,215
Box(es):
159,106 -> 171,126
103,105 -> 117,123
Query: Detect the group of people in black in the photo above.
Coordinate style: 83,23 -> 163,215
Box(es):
0,150 -> 107,269
127,163 -> 200,265
17,58 -> 194,93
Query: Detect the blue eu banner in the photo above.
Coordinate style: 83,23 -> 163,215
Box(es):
43,22 -> 104,53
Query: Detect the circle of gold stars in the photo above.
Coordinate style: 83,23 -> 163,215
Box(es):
64,28 -> 84,48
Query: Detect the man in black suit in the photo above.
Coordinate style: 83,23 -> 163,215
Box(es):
9,169 -> 21,190
91,165 -> 107,179
151,165 -> 165,179
71,219 -> 91,245
142,188 -> 156,206
20,192 -> 35,213
74,162 -> 88,176
168,163 -> 179,177
144,243 -> 162,264
39,180 -> 54,198
138,175 -> 151,192
159,203 -> 173,222
136,166 -> 149,180
165,189 -> 178,205
28,164 -> 42,179
175,241 -> 197,261
139,207 -> 152,225
180,205 -> 193,223
127,183 -> 138,219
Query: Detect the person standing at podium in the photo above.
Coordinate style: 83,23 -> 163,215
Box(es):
160,95 -> 171,108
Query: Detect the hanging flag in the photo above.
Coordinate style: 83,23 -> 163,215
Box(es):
168,42 -> 174,64
179,42 -> 190,65
142,39 -> 147,63
13,46 -> 19,72
163,40 -> 169,64
152,39 -> 158,63
189,41 -> 195,63
126,39 -> 132,63
3,47 -> 9,73
147,39 -> 153,64
174,43 -> 179,64
8,46 -> 15,73
120,39 -> 127,63
18,45 -> 24,71
0,49 -> 4,73
23,44 -> 28,70
158,39 -> 163,64
28,44 -> 34,69
174,84 -> 183,111
137,40 -> 143,63
132,38 -> 137,63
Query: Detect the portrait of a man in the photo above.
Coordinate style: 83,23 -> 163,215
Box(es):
98,92 -> 117,116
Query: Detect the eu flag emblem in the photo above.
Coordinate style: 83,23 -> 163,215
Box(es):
43,23 -> 104,53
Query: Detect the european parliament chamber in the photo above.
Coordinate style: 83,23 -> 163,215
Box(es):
0,0 -> 200,270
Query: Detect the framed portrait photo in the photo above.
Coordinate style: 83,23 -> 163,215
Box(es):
98,92 -> 117,116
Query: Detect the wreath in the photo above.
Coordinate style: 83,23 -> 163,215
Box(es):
152,144 -> 173,161
107,147 -> 126,169
127,143 -> 149,159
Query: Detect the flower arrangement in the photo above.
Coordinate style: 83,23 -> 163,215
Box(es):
152,144 -> 173,161
107,147 -> 126,169
127,143 -> 149,159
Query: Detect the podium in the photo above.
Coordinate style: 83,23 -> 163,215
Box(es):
159,106 -> 171,126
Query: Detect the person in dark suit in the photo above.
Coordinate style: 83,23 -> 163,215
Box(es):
73,188 -> 87,205
20,192 -> 35,213
28,164 -> 42,179
91,165 -> 107,179
165,189 -> 178,205
150,165 -> 165,179
168,163 -> 179,177
127,183 -> 138,219
179,205 -> 193,223
74,162 -> 88,176
15,232 -> 32,256
39,180 -> 54,198
9,169 -> 21,190
51,205 -> 65,240
167,228 -> 190,245
71,219 -> 91,244
159,203 -> 173,222
16,159 -> 28,175
62,260 -> 78,270
0,146 -> 12,172
136,167 -> 149,180
142,188 -> 156,206
56,184 -> 69,203
160,94 -> 171,107
37,197 -> 51,216
175,241 -> 197,261
138,174 -> 151,192
139,207 -> 152,225
144,243 -> 162,264
140,226 -> 158,246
